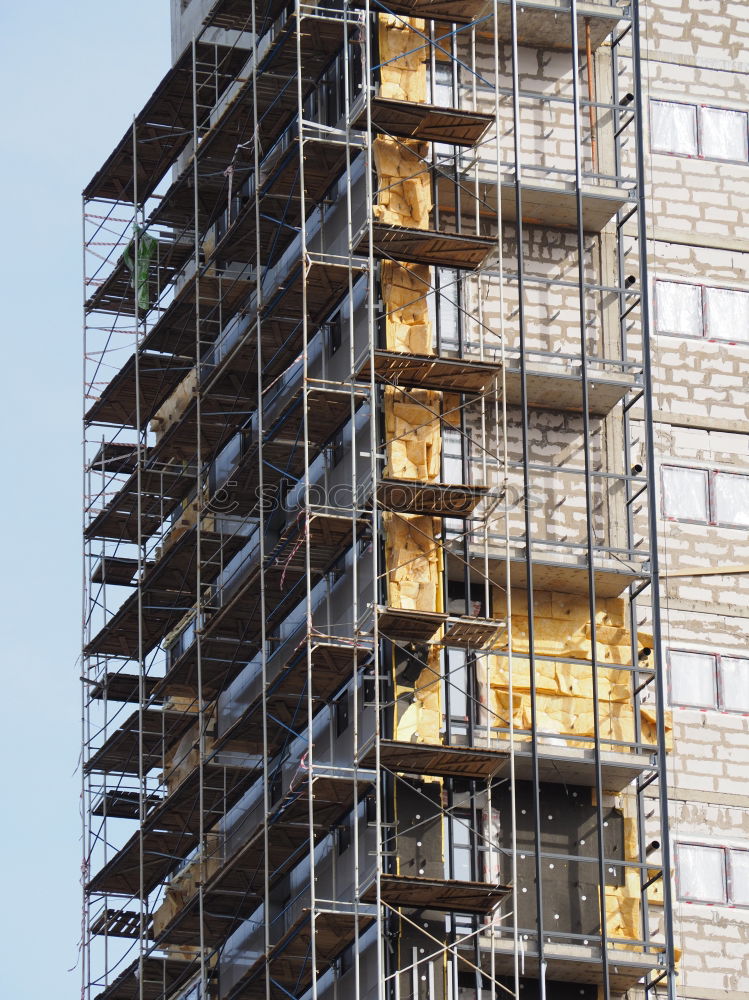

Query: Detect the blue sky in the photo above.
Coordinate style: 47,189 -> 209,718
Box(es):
0,4 -> 170,995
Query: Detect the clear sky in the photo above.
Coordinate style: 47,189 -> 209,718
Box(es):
0,4 -> 170,996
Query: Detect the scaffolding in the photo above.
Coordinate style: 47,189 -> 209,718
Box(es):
81,2 -> 676,1000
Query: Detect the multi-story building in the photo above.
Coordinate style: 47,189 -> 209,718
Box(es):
79,2 -> 748,1000
640,4 -> 749,998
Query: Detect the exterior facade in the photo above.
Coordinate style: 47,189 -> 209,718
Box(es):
80,3 -> 748,1000
643,3 -> 749,997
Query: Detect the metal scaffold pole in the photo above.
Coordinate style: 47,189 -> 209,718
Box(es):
79,5 -> 676,1000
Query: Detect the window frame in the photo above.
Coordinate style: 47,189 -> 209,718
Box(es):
446,808 -> 477,883
337,817 -> 351,855
660,464 -> 710,524
697,103 -> 749,163
667,648 -> 718,710
653,277 -> 749,345
728,848 -> 749,906
676,843 -> 749,907
650,98 -> 698,157
712,469 -> 749,528
667,647 -> 749,715
653,278 -> 705,339
717,655 -> 749,714
676,842 -> 727,904
650,98 -> 749,165
661,464 -> 749,529
334,691 -> 349,737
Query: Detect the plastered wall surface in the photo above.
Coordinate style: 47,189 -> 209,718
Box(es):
460,228 -> 609,361
460,402 -> 616,554
662,799 -> 749,997
453,38 -> 599,178
642,0 -> 749,69
642,54 -> 749,242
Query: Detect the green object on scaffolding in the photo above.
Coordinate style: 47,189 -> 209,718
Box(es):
122,225 -> 157,312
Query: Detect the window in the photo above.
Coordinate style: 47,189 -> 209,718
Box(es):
731,850 -> 749,906
669,650 -> 716,708
651,100 -> 749,162
365,793 -> 377,824
700,106 -> 749,161
337,944 -> 353,976
651,101 -> 697,156
446,811 -> 474,882
269,771 -> 283,805
677,844 -> 726,903
677,844 -> 749,906
327,312 -> 342,355
704,285 -> 749,343
654,281 -> 702,338
334,692 -> 349,737
654,279 -> 749,343
713,472 -> 749,527
337,819 -> 351,855
443,427 -> 464,483
432,61 -> 453,105
362,667 -> 376,705
661,465 -> 749,528
661,466 -> 708,522
327,431 -> 345,469
435,268 -> 460,352
668,648 -> 749,713
719,657 -> 749,713
445,648 -> 468,722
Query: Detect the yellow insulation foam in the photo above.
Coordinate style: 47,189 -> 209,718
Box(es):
162,717 -> 215,794
486,587 -> 672,752
384,388 -> 441,482
151,368 -> 197,440
395,644 -> 443,744
381,260 -> 433,354
378,14 -> 428,103
373,136 -> 432,229
377,14 -> 445,752
152,834 -> 221,937
383,511 -> 442,614
604,797 -> 641,949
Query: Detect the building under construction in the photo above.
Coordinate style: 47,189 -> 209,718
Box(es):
80,2 -> 749,999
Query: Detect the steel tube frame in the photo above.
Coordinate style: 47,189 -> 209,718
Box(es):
79,5 -> 677,1000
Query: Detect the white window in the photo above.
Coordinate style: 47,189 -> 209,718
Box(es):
730,850 -> 749,906
714,472 -> 749,527
651,100 -> 749,162
669,650 -> 716,708
677,843 -> 726,903
655,280 -> 749,343
704,286 -> 749,343
437,268 -> 459,352
661,466 -> 749,528
720,657 -> 749,713
661,466 -> 709,522
446,812 -> 474,881
651,100 -> 697,156
432,62 -> 453,106
700,106 -> 749,162
655,280 -> 703,337
668,648 -> 749,714
443,427 -> 464,483
677,844 -> 749,907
